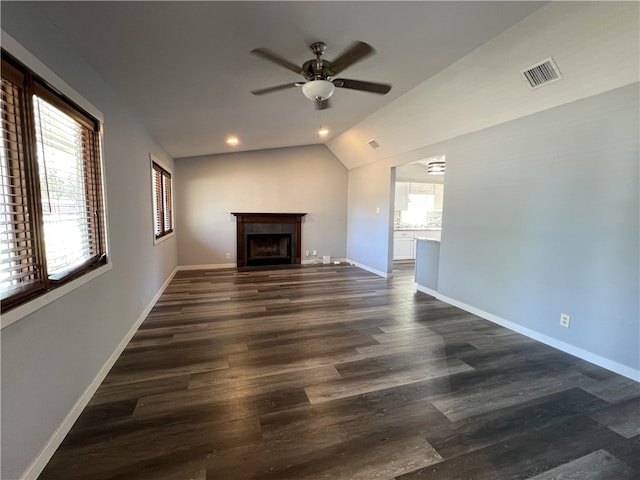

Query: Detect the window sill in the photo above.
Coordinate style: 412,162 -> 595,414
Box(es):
153,231 -> 175,246
1,262 -> 113,330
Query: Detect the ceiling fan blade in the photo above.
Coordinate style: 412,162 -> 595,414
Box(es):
250,48 -> 306,77
333,78 -> 391,95
315,98 -> 331,110
329,41 -> 375,75
251,83 -> 302,95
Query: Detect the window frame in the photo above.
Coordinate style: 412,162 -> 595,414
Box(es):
150,154 -> 174,244
1,36 -> 110,328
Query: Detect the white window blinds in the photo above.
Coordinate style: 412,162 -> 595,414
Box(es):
35,97 -> 90,276
0,70 -> 44,300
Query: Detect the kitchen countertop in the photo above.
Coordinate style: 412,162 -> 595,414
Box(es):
394,227 -> 441,231
415,237 -> 441,243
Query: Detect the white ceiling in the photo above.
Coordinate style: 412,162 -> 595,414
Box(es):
34,1 -> 545,160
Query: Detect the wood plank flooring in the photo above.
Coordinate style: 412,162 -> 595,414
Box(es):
38,263 -> 640,479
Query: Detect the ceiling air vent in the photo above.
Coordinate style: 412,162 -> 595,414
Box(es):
521,57 -> 562,89
367,138 -> 382,150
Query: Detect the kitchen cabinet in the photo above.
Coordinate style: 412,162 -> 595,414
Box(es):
394,238 -> 414,259
393,230 -> 414,260
410,183 -> 434,194
394,229 -> 442,259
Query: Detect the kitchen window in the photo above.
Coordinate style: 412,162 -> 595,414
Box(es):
1,51 -> 107,312
400,193 -> 433,226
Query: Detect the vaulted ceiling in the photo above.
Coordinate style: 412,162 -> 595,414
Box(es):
30,1 -> 545,159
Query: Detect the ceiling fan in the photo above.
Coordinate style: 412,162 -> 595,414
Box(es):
250,41 -> 392,110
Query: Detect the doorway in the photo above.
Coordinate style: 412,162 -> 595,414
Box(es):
391,155 -> 445,275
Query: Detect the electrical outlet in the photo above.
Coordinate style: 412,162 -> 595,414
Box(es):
305,250 -> 309,257
225,252 -> 231,259
312,249 -> 317,256
560,313 -> 570,328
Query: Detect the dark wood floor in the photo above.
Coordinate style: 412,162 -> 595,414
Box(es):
39,263 -> 640,479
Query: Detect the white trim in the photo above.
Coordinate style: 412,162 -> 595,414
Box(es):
176,263 -> 236,271
1,263 -> 112,330
179,260 -> 354,270
417,286 -> 640,382
153,231 -> 176,245
149,153 -> 172,175
19,267 -> 178,480
301,257 -> 348,266
346,259 -> 391,278
416,284 -> 439,298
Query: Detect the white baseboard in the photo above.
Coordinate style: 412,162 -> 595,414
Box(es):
416,284 -> 439,298
418,286 -> 640,382
179,261 -> 352,269
20,267 -> 178,480
301,257 -> 348,266
346,259 -> 391,278
176,263 -> 235,270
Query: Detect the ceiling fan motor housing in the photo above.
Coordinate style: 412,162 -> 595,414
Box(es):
303,42 -> 335,79
302,59 -> 334,80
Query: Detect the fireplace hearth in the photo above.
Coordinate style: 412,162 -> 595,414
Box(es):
232,213 -> 306,268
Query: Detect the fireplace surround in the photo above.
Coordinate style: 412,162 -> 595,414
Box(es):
232,213 -> 306,268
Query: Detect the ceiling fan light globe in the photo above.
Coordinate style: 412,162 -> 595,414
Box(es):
302,80 -> 335,101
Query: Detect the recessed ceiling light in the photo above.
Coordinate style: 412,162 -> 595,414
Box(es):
226,136 -> 239,146
318,128 -> 329,136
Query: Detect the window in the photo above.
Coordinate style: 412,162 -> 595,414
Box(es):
1,51 -> 107,312
151,160 -> 173,241
400,193 -> 431,226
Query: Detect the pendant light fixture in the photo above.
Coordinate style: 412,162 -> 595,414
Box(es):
427,159 -> 445,175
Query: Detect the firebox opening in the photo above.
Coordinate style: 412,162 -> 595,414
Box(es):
247,233 -> 292,266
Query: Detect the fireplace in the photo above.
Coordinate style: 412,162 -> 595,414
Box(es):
247,233 -> 291,266
232,213 -> 306,268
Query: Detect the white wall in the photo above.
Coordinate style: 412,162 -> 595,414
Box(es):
346,161 -> 395,276
435,84 -> 638,374
328,2 -> 639,169
1,4 -> 177,479
342,1 -> 639,378
175,145 -> 348,266
349,82 -> 640,377
395,162 -> 445,184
